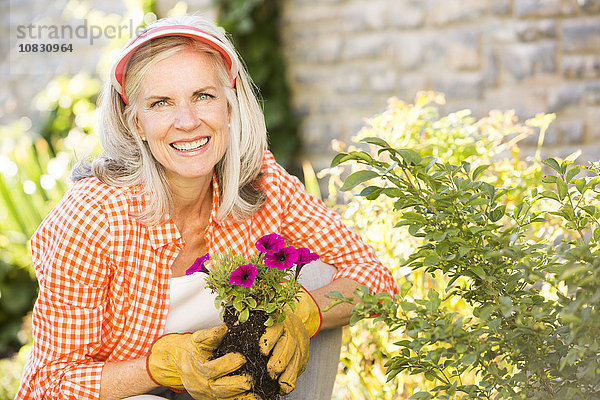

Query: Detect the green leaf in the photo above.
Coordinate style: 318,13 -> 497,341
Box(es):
472,164 -> 490,180
459,245 -> 473,257
461,352 -> 478,365
556,178 -> 568,200
409,392 -> 433,400
245,298 -> 257,308
359,186 -> 384,200
233,299 -> 244,312
266,303 -> 278,313
360,136 -> 391,148
489,205 -> 506,222
480,182 -> 495,198
594,227 -> 600,242
470,265 -> 486,280
400,281 -> 412,298
565,165 -> 581,182
498,296 -> 514,317
349,313 -> 362,326
423,253 -> 440,267
350,151 -> 374,163
397,149 -> 422,165
400,301 -> 417,312
540,190 -> 560,202
239,308 -> 250,323
340,170 -> 380,191
575,178 -> 586,194
543,158 -> 561,173
560,159 -> 572,175
330,153 -> 349,167
427,289 -> 441,312
582,205 -> 596,216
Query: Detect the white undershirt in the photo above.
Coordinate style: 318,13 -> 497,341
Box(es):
162,273 -> 223,334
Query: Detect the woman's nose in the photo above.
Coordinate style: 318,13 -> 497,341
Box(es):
174,103 -> 201,131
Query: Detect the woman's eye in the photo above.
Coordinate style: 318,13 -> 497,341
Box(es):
151,100 -> 167,108
197,93 -> 214,101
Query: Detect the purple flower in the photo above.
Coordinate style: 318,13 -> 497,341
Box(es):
296,247 -> 319,266
256,233 -> 285,254
228,263 -> 258,288
264,246 -> 299,270
185,254 -> 210,275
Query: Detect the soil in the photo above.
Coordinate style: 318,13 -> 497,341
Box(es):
212,308 -> 281,400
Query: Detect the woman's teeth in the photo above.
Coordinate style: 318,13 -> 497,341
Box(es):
171,137 -> 209,151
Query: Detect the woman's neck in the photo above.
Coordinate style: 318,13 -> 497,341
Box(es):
168,174 -> 213,227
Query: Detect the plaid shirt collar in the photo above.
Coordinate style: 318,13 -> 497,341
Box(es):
143,171 -> 229,250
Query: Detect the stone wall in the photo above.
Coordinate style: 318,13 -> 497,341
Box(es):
1,0 -> 128,126
280,0 -> 600,170
3,0 -> 599,172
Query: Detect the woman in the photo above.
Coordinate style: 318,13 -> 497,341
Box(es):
16,15 -> 397,400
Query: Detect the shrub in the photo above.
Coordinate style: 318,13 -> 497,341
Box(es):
328,93 -> 598,399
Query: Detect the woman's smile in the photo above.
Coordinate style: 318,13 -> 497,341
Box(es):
170,136 -> 210,152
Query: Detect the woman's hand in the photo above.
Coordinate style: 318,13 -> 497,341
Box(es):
259,288 -> 321,395
147,324 -> 259,400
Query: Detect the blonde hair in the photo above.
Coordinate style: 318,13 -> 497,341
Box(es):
72,15 -> 268,225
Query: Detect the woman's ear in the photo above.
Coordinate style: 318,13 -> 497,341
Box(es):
134,116 -> 147,141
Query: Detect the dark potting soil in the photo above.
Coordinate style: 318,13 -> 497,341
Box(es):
212,309 -> 281,400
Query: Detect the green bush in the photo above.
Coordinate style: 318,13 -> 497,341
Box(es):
0,74 -> 101,358
329,93 -> 598,399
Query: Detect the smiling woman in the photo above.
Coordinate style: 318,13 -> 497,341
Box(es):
134,49 -> 230,190
15,14 -> 397,400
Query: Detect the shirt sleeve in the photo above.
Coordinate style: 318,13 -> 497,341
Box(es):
17,189 -> 113,400
274,158 -> 398,295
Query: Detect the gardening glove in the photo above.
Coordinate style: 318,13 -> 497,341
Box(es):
259,288 -> 322,395
147,324 -> 258,400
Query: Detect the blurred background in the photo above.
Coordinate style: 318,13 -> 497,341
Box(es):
0,0 -> 599,398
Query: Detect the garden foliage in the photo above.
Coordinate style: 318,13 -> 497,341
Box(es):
329,93 -> 598,399
0,74 -> 100,357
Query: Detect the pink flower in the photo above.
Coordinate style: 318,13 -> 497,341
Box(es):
296,247 -> 319,266
228,263 -> 258,288
256,233 -> 285,254
186,254 -> 210,275
264,246 -> 299,270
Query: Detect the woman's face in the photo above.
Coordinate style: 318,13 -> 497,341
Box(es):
134,48 -> 229,188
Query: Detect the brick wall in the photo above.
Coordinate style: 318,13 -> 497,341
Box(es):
280,0 -> 600,170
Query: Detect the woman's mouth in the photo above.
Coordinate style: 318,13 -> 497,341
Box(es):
170,137 -> 210,152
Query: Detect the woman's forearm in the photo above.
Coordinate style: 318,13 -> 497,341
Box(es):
310,277 -> 360,330
100,357 -> 158,400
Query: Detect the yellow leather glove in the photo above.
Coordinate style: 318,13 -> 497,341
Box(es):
147,324 -> 259,400
259,288 -> 322,395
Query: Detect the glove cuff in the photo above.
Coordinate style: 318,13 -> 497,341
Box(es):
299,286 -> 322,338
146,333 -> 189,393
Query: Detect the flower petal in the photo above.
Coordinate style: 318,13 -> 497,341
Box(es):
186,253 -> 210,275
228,263 -> 257,288
256,233 -> 285,254
296,247 -> 319,266
264,246 -> 299,270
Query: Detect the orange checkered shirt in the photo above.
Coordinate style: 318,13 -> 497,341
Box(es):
17,151 -> 397,400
